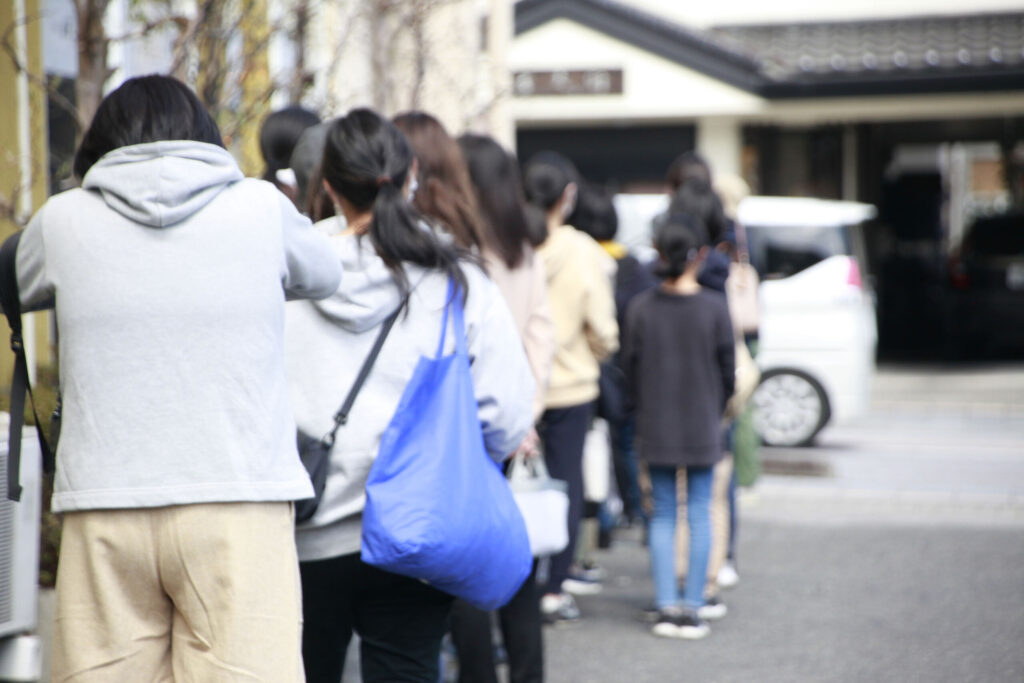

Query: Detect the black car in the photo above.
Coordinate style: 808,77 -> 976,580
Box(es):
947,212 -> 1024,358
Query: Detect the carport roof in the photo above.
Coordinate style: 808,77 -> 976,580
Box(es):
514,0 -> 1024,98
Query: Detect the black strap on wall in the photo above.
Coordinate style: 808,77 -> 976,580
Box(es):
1,231 -> 54,501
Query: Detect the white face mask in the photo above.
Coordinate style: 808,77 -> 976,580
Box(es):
407,173 -> 419,202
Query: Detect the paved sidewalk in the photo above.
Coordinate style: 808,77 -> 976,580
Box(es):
544,507 -> 1024,682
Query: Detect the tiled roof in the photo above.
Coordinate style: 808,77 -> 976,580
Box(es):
710,13 -> 1024,83
514,0 -> 1024,97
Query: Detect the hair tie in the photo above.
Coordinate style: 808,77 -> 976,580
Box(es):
376,175 -> 392,187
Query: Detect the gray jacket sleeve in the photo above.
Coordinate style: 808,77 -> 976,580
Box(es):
15,206 -> 55,312
279,194 -> 342,300
466,272 -> 536,461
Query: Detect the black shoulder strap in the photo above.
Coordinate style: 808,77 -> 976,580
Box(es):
320,298 -> 405,447
1,231 -> 55,501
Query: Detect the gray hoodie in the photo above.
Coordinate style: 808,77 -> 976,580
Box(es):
286,224 -> 535,561
17,141 -> 342,512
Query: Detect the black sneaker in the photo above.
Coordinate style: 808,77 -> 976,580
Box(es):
651,608 -> 710,640
639,602 -> 660,623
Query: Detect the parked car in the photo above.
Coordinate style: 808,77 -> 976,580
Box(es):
739,197 -> 877,446
947,212 -> 1024,358
613,194 -> 878,447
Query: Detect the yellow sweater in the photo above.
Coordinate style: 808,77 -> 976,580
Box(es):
537,226 -> 619,409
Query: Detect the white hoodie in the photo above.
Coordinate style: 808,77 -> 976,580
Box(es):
16,141 -> 342,512
286,224 -> 535,561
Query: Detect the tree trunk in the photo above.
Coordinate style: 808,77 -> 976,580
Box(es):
74,0 -> 112,136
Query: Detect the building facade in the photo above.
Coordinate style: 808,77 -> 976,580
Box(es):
510,0 -> 1024,356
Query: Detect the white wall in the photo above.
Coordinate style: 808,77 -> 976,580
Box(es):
509,18 -> 764,125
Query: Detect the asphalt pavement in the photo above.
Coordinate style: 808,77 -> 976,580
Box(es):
32,364 -> 1024,683
542,363 -> 1024,682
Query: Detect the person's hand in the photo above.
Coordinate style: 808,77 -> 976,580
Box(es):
515,428 -> 541,460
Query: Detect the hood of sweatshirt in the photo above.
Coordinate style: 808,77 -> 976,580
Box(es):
310,224 -> 407,333
82,141 -> 244,228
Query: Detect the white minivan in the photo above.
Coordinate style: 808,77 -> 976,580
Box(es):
613,194 -> 877,447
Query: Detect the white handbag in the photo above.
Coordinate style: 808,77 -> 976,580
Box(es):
583,418 -> 612,503
507,453 -> 570,558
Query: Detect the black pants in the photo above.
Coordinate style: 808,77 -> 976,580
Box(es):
449,561 -> 543,683
538,401 -> 593,595
300,553 -> 454,683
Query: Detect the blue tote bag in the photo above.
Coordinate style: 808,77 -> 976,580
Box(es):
361,280 -> 532,610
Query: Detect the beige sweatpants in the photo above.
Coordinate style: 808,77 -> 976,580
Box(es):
52,502 -> 304,683
675,455 -> 733,596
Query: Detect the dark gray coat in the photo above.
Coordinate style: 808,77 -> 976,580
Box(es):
622,287 -> 735,468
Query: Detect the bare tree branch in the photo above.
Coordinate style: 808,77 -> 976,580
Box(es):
0,14 -> 87,133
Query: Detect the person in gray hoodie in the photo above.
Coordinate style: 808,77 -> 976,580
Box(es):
285,109 -> 534,683
15,76 -> 341,682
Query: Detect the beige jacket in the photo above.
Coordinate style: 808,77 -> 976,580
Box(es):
484,245 -> 555,422
537,226 -> 619,409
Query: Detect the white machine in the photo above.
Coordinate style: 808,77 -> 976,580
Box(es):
0,426 -> 43,682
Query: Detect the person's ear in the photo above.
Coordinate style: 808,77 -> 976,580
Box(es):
560,182 -> 578,220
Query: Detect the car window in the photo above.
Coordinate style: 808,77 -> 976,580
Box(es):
745,225 -> 851,279
964,215 -> 1024,257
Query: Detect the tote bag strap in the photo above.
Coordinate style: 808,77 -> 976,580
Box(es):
434,278 -> 468,360
320,296 -> 405,447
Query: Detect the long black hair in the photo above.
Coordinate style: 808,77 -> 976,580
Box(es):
259,106 -> 321,184
654,213 -> 708,280
321,108 -> 467,296
569,183 -> 618,243
457,134 -> 535,268
667,180 -> 728,245
74,74 -> 223,179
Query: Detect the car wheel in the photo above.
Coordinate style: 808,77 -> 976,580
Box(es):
750,369 -> 831,447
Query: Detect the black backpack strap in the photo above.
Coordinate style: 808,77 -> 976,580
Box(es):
1,231 -> 54,501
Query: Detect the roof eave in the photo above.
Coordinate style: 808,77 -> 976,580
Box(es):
762,69 -> 1024,99
515,0 -> 765,94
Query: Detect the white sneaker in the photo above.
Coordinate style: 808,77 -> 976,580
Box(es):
697,595 -> 728,621
717,563 -> 740,589
562,577 -> 603,596
651,608 -> 710,640
540,593 -> 580,626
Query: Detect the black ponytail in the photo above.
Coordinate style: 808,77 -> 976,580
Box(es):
654,213 -> 707,280
321,109 -> 468,298
667,179 -> 728,245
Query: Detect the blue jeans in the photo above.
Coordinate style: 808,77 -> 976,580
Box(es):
649,464 -> 713,610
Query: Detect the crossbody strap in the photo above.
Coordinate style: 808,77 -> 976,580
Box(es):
319,297 -> 406,447
1,231 -> 55,501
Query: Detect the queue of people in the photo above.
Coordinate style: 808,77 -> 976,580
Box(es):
7,73 -> 760,683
